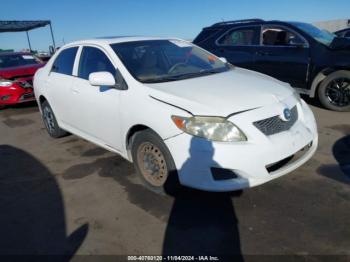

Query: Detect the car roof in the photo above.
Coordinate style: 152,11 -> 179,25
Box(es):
206,19 -> 296,29
66,36 -> 180,46
210,19 -> 265,27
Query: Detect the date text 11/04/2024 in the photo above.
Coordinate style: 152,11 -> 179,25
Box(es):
127,256 -> 220,261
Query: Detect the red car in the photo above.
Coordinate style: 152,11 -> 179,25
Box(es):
0,52 -> 45,106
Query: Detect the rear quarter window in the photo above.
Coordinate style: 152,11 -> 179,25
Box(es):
51,47 -> 78,75
217,27 -> 260,46
193,28 -> 223,44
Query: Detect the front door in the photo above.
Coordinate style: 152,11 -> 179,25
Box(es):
69,46 -> 123,150
254,25 -> 310,88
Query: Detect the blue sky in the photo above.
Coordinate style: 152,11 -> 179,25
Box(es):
1,0 -> 349,51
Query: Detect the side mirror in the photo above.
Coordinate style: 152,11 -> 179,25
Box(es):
89,72 -> 116,87
219,57 -> 228,63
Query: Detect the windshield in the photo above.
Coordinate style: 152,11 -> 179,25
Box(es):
111,40 -> 229,83
0,54 -> 40,69
290,22 -> 336,46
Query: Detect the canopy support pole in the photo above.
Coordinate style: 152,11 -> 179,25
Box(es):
26,31 -> 32,52
49,22 -> 56,50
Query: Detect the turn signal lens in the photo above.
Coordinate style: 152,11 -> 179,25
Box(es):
171,116 -> 186,129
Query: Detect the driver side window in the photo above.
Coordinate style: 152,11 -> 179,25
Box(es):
262,26 -> 307,46
78,46 -> 116,80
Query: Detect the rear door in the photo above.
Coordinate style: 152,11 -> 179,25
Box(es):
254,24 -> 310,88
46,47 -> 79,124
213,26 -> 260,70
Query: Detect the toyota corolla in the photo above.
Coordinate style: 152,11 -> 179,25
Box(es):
34,37 -> 318,194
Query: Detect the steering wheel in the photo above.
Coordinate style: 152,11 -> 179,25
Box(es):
168,62 -> 188,74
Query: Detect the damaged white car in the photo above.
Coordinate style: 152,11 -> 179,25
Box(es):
34,37 -> 318,194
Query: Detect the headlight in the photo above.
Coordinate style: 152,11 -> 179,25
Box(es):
0,80 -> 13,87
171,115 -> 247,142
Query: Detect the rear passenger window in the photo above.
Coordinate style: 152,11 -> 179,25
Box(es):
51,47 -> 78,75
78,47 -> 116,80
218,27 -> 259,46
345,31 -> 350,38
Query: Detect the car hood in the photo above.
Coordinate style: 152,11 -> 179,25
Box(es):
329,37 -> 350,50
0,63 -> 45,79
146,67 -> 294,116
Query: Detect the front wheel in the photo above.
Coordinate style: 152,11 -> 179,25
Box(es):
318,70 -> 350,112
41,101 -> 67,138
131,129 -> 181,195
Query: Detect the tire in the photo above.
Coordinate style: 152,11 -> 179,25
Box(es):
41,101 -> 67,138
131,129 -> 181,195
318,70 -> 350,112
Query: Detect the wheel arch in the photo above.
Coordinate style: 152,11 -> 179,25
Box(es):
310,67 -> 350,98
37,95 -> 63,124
125,124 -> 154,161
38,95 -> 48,112
39,95 -> 47,105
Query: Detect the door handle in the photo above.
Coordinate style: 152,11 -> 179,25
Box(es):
256,51 -> 270,56
71,87 -> 79,94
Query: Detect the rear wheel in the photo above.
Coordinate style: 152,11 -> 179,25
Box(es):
131,129 -> 181,195
318,70 -> 350,112
41,101 -> 67,138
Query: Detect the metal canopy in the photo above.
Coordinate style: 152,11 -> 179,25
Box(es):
0,20 -> 50,32
0,20 -> 56,52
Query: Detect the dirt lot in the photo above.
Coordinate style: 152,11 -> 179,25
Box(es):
0,101 -> 349,260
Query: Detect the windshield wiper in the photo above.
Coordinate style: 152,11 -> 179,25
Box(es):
142,77 -> 180,83
142,68 -> 226,83
167,69 -> 223,80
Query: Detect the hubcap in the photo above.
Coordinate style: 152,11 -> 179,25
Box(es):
325,78 -> 350,107
137,142 -> 168,187
43,106 -> 55,134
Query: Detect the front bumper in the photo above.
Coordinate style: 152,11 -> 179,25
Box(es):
165,99 -> 318,192
0,84 -> 35,105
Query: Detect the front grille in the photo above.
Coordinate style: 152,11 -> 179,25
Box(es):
18,80 -> 33,88
253,106 -> 298,136
20,93 -> 34,100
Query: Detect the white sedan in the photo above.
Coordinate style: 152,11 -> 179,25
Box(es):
34,37 -> 318,194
